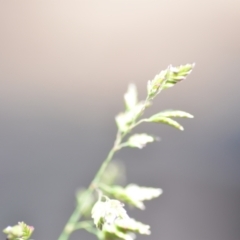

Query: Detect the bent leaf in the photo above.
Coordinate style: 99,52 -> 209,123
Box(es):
148,116 -> 184,131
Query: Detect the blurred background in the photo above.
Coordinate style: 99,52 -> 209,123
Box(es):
0,1 -> 240,240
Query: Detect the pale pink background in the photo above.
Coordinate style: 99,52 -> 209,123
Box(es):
0,1 -> 240,240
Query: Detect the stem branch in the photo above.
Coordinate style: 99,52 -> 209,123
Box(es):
58,99 -> 150,240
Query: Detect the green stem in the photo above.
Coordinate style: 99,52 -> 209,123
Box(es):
131,118 -> 149,129
91,131 -> 121,186
58,131 -> 122,240
58,99 -> 150,240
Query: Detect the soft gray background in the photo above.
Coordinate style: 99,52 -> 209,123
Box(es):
0,1 -> 240,240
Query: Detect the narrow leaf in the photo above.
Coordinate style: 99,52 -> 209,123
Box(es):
147,66 -> 170,99
100,184 -> 162,210
163,63 -> 195,89
151,110 -> 194,119
102,224 -> 133,240
149,116 -> 184,131
125,184 -> 163,202
116,218 -> 151,235
127,134 -> 155,149
124,84 -> 138,110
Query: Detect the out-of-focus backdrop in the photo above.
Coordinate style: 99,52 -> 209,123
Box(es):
0,1 -> 240,240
